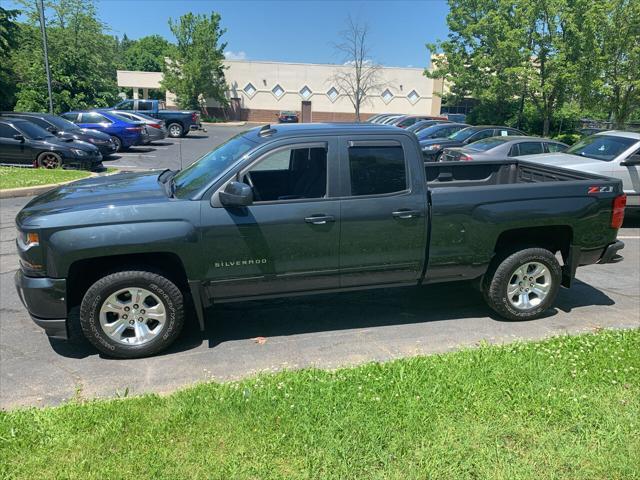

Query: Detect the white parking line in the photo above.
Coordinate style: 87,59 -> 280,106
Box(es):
618,236 -> 640,239
115,154 -> 157,157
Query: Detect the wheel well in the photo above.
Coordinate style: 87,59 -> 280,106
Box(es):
66,252 -> 189,311
494,226 -> 573,259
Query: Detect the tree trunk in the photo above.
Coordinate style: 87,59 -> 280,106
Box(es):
542,115 -> 550,137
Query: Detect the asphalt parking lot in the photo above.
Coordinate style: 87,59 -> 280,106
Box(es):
0,127 -> 639,408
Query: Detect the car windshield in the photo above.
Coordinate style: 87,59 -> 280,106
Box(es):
448,127 -> 478,141
173,134 -> 257,198
417,125 -> 449,139
467,137 -> 508,151
15,122 -> 55,140
45,115 -> 80,131
566,135 -> 637,161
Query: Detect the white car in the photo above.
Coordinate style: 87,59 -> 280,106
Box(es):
520,131 -> 640,211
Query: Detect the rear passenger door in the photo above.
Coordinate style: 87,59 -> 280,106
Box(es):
338,136 -> 428,287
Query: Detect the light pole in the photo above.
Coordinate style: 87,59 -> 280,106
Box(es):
37,0 -> 53,114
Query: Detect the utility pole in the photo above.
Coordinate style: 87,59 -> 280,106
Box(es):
37,0 -> 54,114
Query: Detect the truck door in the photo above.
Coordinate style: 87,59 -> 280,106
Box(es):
201,139 -> 341,300
338,136 -> 428,287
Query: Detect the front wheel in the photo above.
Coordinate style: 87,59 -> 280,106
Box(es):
483,248 -> 562,320
37,151 -> 62,169
167,122 -> 184,138
79,270 -> 184,358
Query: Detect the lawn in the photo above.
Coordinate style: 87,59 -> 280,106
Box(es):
0,166 -> 93,189
1,329 -> 638,479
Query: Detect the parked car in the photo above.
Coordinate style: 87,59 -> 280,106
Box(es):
366,113 -> 395,123
0,117 -> 103,170
390,115 -> 449,128
276,111 -> 299,123
406,119 -> 450,133
445,113 -> 467,123
415,123 -> 470,142
521,131 -> 640,211
108,99 -> 204,138
420,125 -> 526,161
110,110 -> 168,143
379,114 -> 405,124
441,136 -> 568,162
0,112 -> 118,156
60,110 -> 148,152
15,123 -> 626,358
369,113 -> 400,124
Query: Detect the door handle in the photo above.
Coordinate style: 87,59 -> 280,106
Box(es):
304,215 -> 335,225
392,209 -> 421,219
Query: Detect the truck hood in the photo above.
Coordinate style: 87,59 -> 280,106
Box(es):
518,152 -> 602,169
17,171 -> 170,226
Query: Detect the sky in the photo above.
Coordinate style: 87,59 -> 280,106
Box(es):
5,0 -> 451,68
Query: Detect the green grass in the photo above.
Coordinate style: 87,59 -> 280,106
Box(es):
1,329 -> 638,479
0,167 -> 118,190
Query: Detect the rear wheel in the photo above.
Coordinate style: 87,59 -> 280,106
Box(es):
110,136 -> 123,152
167,123 -> 183,138
79,270 -> 184,358
483,248 -> 561,320
37,152 -> 62,169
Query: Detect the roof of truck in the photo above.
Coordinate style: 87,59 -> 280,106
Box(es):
245,122 -> 409,141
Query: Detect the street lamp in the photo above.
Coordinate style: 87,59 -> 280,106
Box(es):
36,0 -> 53,114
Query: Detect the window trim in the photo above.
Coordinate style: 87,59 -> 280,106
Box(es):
343,139 -> 410,199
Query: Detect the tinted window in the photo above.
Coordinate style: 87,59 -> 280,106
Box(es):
116,112 -> 135,121
449,127 -> 478,141
60,112 -> 79,122
14,122 -> 54,139
23,117 -> 51,130
81,112 -> 109,124
118,100 -> 134,111
466,130 -> 494,143
46,115 -> 80,131
467,137 -> 508,151
566,135 -> 637,161
546,142 -> 566,153
349,145 -> 406,196
517,142 -> 544,155
0,123 -> 19,138
138,101 -> 154,111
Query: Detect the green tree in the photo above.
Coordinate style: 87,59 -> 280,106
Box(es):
11,0 -> 119,113
161,12 -> 228,110
120,35 -> 171,72
0,6 -> 20,110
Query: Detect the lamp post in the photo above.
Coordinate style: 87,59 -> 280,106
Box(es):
37,0 -> 54,114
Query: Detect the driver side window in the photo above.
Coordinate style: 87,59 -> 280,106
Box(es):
242,146 -> 327,202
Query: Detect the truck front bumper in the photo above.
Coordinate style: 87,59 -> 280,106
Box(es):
14,271 -> 68,340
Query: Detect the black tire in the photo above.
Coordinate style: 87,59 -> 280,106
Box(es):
79,270 -> 184,358
483,248 -> 561,321
110,136 -> 123,152
167,122 -> 184,138
37,151 -> 62,169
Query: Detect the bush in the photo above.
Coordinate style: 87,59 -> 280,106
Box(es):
553,133 -> 581,145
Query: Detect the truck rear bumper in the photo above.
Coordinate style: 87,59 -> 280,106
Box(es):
14,271 -> 68,339
190,122 -> 206,132
597,240 -> 625,264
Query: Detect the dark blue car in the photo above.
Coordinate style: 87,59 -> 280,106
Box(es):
60,110 -> 148,152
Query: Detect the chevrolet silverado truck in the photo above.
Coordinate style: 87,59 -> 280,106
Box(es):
108,99 -> 204,138
15,123 -> 627,358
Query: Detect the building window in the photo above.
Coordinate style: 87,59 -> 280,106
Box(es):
407,90 -> 419,104
381,89 -> 394,103
272,84 -> 284,99
327,87 -> 339,102
299,86 -> 312,99
243,83 -> 257,97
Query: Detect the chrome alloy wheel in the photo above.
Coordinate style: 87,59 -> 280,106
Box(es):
39,153 -> 61,168
506,262 -> 551,310
168,124 -> 182,137
99,287 -> 166,345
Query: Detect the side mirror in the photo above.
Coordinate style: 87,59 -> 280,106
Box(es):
13,134 -> 25,142
621,153 -> 640,166
219,181 -> 253,207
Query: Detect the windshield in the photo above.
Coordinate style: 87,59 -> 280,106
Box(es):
173,134 -> 257,198
467,137 -> 508,151
448,127 -> 477,141
566,135 -> 637,161
46,115 -> 80,131
15,122 -> 55,140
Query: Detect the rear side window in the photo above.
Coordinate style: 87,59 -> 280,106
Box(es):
546,142 -> 566,153
138,101 -> 154,111
348,145 -> 407,196
467,129 -> 494,142
81,112 -> 109,123
60,113 -> 79,122
517,142 -> 544,155
27,117 -> 52,129
0,123 -> 19,138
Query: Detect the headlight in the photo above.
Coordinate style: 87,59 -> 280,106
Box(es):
71,148 -> 88,157
19,231 -> 39,247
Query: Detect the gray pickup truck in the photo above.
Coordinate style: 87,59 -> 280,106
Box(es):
109,99 -> 204,138
15,123 -> 626,358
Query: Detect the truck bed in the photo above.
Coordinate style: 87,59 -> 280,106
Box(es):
423,160 -> 623,284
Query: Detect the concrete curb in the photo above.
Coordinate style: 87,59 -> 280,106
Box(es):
0,169 -> 119,199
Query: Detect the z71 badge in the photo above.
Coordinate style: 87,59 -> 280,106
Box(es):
588,186 -> 614,194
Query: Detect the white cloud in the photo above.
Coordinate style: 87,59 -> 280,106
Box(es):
224,51 -> 247,60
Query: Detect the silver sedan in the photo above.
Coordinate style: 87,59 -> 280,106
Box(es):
111,110 -> 168,143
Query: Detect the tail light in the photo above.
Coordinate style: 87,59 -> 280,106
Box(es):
125,126 -> 142,132
191,112 -> 199,122
611,194 -> 626,229
149,123 -> 162,129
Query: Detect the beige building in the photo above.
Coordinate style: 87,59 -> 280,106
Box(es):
117,59 -> 445,122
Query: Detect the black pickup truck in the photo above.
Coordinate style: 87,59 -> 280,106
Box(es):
15,124 -> 626,358
108,99 -> 204,138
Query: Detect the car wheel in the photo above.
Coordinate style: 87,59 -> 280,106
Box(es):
37,152 -> 62,169
79,270 -> 185,358
167,123 -> 183,138
483,247 -> 561,321
110,136 -> 123,152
